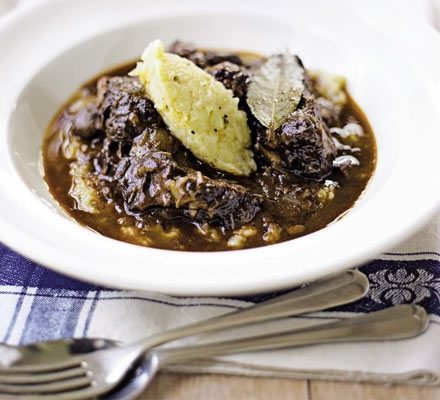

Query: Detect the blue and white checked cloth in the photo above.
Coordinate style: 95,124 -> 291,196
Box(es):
1,213 -> 440,385
2,0 -> 440,386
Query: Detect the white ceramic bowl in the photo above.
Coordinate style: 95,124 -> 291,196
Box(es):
1,0 -> 440,295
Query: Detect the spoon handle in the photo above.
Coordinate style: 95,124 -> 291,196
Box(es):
141,270 -> 368,348
157,305 -> 428,365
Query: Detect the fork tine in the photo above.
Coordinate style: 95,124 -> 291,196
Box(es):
0,367 -> 87,384
0,360 -> 81,374
0,390 -> 94,400
0,376 -> 91,394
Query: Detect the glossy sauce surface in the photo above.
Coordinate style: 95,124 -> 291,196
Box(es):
43,51 -> 376,251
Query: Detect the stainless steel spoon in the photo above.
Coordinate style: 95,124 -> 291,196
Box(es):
0,270 -> 368,370
103,304 -> 429,400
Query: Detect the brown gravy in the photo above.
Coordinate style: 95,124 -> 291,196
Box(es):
43,49 -> 376,251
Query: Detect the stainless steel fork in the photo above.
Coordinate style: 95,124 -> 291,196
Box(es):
0,304 -> 428,400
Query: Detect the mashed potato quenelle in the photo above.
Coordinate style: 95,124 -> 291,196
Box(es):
130,40 -> 256,176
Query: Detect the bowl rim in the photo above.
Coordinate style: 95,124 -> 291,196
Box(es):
1,0 -> 440,295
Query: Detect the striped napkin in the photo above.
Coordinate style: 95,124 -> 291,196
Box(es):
1,0 -> 440,387
1,213 -> 440,385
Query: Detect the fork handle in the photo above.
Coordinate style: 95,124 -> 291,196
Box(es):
140,270 -> 369,349
157,305 -> 428,365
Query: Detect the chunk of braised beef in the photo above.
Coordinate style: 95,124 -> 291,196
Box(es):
280,107 -> 336,179
96,76 -> 162,142
189,178 -> 260,229
206,53 -> 243,66
93,138 -> 129,178
168,41 -> 243,68
207,61 -> 249,99
256,167 -> 322,220
167,41 -> 198,58
69,101 -> 102,138
94,126 -> 178,181
255,100 -> 337,181
57,98 -> 103,139
116,132 -> 261,229
315,97 -> 342,127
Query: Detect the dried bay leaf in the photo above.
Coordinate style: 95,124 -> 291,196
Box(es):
247,53 -> 305,131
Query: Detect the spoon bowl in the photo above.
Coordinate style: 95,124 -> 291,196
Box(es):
103,356 -> 156,400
